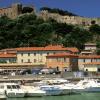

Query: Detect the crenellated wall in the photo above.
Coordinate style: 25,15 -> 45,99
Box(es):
39,10 -> 100,26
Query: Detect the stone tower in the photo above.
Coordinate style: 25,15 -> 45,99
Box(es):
11,3 -> 22,19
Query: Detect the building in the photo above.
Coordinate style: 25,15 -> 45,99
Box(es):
84,62 -> 100,72
80,43 -> 97,55
0,45 -> 79,70
78,55 -> 100,71
84,43 -> 97,51
16,45 -> 78,64
46,53 -> 78,71
0,3 -> 34,19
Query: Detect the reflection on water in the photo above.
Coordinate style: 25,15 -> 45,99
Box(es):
7,93 -> 100,100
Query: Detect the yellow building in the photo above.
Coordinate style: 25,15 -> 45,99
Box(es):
78,55 -> 100,71
16,45 -> 79,65
84,62 -> 100,72
0,45 -> 79,70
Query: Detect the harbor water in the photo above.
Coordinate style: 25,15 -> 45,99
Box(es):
7,93 -> 100,100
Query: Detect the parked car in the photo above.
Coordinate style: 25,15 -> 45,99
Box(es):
32,69 -> 41,75
40,68 -> 61,74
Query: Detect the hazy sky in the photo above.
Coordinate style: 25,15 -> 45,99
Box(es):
0,0 -> 100,17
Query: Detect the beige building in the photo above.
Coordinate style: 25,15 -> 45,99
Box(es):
78,55 -> 100,71
0,45 -> 79,69
80,43 -> 97,55
84,62 -> 100,72
16,45 -> 79,65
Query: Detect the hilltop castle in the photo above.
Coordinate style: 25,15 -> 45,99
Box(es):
38,10 -> 100,26
0,3 -> 100,26
0,3 -> 34,19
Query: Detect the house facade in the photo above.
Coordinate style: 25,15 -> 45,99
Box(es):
46,53 -> 78,71
0,45 -> 79,70
84,62 -> 100,72
78,55 -> 100,71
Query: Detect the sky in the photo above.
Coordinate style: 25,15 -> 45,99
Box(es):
0,0 -> 100,18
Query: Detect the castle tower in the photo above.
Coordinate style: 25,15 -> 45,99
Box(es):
11,3 -> 22,19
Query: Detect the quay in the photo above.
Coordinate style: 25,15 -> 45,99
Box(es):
0,73 -> 100,82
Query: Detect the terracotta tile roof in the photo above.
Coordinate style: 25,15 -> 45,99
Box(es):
0,48 -> 17,54
47,53 -> 78,58
66,47 -> 79,53
79,55 -> 100,59
84,62 -> 100,65
16,45 -> 79,53
0,54 -> 16,58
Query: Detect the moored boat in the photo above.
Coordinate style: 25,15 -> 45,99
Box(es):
0,83 -> 25,98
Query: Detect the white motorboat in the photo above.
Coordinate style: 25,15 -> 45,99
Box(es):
39,85 -> 62,96
72,79 -> 100,93
44,78 -> 75,95
34,78 -> 75,95
21,85 -> 46,97
0,83 -> 25,98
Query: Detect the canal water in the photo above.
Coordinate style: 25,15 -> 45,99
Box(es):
7,93 -> 100,100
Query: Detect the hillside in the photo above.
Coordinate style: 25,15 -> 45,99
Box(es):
0,11 -> 100,54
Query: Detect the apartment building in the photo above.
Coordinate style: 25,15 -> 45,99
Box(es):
46,53 -> 78,71
0,45 -> 79,69
78,55 -> 100,71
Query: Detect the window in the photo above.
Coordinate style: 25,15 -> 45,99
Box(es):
21,59 -> 23,63
83,59 -> 85,62
28,53 -> 30,56
34,53 -> 36,56
72,58 -> 77,62
64,58 -> 66,62
21,53 -> 23,56
47,52 -> 49,55
28,59 -> 30,63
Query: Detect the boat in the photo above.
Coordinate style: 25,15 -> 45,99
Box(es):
39,85 -> 63,96
42,78 -> 75,95
72,79 -> 100,93
21,85 -> 46,97
0,83 -> 25,98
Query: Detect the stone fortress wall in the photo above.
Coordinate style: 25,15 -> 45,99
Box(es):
39,10 -> 100,26
0,3 -> 100,26
0,3 -> 22,19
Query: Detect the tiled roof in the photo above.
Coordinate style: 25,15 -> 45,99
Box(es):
16,45 -> 79,53
0,53 -> 16,58
79,55 -> 100,59
66,47 -> 79,53
46,53 -> 78,58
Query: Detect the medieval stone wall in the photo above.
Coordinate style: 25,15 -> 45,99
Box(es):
39,10 -> 100,26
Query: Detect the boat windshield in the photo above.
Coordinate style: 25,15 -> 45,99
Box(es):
16,85 -> 20,89
12,85 -> 17,89
82,82 -> 88,85
7,85 -> 12,89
